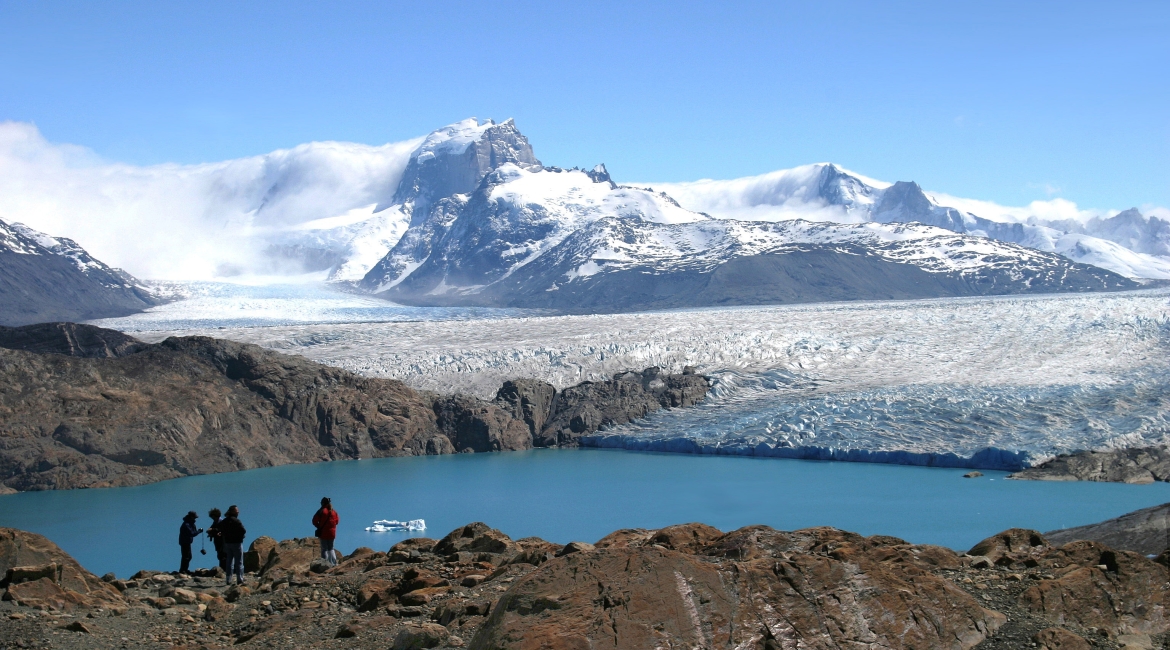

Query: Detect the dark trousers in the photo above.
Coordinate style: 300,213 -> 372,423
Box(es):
224,543 -> 243,581
180,543 -> 193,574
214,541 -> 228,573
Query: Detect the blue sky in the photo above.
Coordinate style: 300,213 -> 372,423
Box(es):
1,0 -> 1167,209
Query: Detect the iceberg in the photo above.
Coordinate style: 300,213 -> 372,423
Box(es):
364,519 -> 426,532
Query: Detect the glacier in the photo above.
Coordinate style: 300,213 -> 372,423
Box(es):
106,286 -> 1170,471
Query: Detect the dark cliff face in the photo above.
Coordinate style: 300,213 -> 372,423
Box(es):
0,323 -> 710,492
0,219 -> 158,326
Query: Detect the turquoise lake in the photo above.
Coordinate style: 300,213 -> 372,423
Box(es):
3,448 -> 1169,578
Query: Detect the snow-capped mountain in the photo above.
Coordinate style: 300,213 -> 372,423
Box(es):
344,121 -> 1134,311
649,164 -> 1170,280
0,219 -> 158,325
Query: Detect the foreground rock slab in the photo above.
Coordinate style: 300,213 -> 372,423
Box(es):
3,521 -> 1170,649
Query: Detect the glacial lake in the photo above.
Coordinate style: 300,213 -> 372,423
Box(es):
3,449 -> 1170,578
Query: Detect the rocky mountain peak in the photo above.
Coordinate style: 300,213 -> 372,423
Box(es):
816,164 -> 879,209
386,118 -> 542,212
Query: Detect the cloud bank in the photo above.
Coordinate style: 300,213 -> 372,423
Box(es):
0,121 -> 420,279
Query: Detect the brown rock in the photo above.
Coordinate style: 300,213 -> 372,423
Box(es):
171,587 -> 198,604
554,541 -> 595,557
1033,627 -> 1091,650
5,562 -> 59,584
61,620 -> 91,633
0,528 -> 121,607
593,528 -> 654,549
202,596 -> 233,622
392,622 -> 450,649
357,579 -> 397,612
968,528 -> 1051,566
400,567 -> 448,592
493,379 -> 556,440
460,574 -> 487,587
435,523 -> 519,558
432,394 -> 532,452
648,522 -> 723,553
471,537 -> 1004,650
1020,540 -> 1170,636
224,584 -> 251,603
389,538 -> 437,555
259,537 -> 321,577
4,577 -> 89,611
245,535 -> 278,573
335,614 -> 398,639
400,586 -> 449,606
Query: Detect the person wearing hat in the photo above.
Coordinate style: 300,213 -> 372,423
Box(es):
178,511 -> 203,575
312,497 -> 340,566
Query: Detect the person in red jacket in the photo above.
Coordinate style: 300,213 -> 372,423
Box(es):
312,497 -> 340,566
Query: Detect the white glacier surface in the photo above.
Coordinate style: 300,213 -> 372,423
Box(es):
103,286 -> 1170,471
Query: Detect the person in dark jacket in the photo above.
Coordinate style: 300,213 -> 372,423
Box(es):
178,511 -> 203,575
311,497 -> 340,566
206,508 -> 228,575
218,505 -> 247,585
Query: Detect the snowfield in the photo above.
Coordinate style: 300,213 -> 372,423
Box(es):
108,286 -> 1170,471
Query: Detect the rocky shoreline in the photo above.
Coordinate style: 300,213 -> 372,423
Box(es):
3,517 -> 1170,649
0,323 -> 709,493
1010,447 -> 1170,484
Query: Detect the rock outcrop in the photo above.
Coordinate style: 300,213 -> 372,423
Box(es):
534,367 -> 710,447
0,528 -> 123,612
5,521 -> 1170,649
1044,502 -> 1170,557
1010,446 -> 1170,484
0,323 -> 711,492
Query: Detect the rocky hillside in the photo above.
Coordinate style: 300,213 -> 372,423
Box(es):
1010,446 -> 1170,484
0,323 -> 709,492
1045,502 -> 1170,557
0,219 -> 159,326
2,522 -> 1169,649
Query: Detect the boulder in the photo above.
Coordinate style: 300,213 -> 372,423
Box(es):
171,588 -> 198,605
356,579 -> 397,612
202,596 -> 233,622
389,538 -> 437,555
4,577 -> 90,611
594,528 -> 654,549
1033,627 -> 1091,650
648,523 -> 723,553
399,567 -> 448,593
399,586 -> 449,606
968,528 -> 1051,567
0,528 -> 122,609
392,622 -> 450,649
259,537 -> 321,577
245,536 -> 278,573
5,563 -> 58,584
554,542 -> 595,557
435,523 -> 519,558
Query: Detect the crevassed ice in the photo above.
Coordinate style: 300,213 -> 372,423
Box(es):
118,287 -> 1170,471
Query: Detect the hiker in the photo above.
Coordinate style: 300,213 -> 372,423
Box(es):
206,508 -> 228,575
312,497 -> 340,566
219,505 -> 247,585
178,511 -> 203,575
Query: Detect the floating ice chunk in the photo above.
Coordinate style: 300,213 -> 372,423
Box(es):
365,519 -> 426,532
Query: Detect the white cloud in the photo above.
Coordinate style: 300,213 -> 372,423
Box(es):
0,121 -> 420,280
